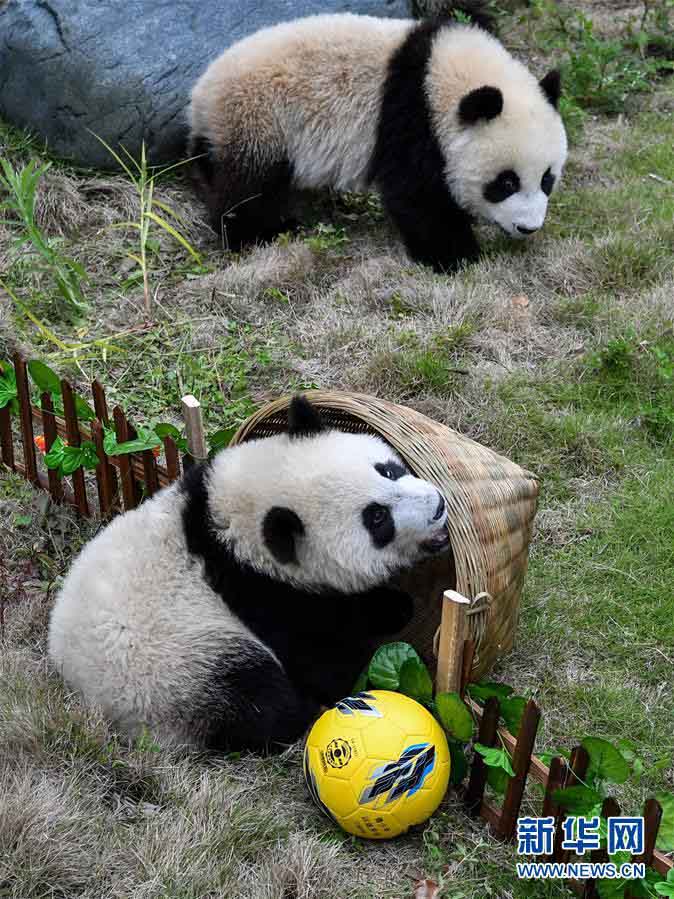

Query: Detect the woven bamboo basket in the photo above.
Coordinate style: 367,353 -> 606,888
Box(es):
231,391 -> 539,682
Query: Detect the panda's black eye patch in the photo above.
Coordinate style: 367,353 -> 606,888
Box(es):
483,170 -> 520,203
541,167 -> 555,196
362,503 -> 395,549
375,461 -> 407,481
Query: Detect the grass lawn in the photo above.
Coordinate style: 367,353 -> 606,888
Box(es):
1,1 -> 673,896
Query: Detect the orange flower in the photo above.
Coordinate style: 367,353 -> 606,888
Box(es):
152,446 -> 160,458
34,434 -> 46,454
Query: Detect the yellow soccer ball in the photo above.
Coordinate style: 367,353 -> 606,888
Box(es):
303,690 -> 450,839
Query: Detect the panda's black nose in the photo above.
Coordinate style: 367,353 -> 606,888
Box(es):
516,224 -> 538,235
433,495 -> 446,521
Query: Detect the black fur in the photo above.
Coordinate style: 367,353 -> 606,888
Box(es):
362,502 -> 396,548
375,461 -> 408,481
483,169 -> 520,204
458,85 -> 504,125
541,167 -> 555,197
180,462 -> 414,752
369,19 -> 480,273
540,69 -> 562,108
188,132 -> 296,250
287,394 -> 325,438
414,1 -> 497,35
263,506 -> 304,565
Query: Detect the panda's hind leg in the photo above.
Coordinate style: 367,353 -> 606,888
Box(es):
193,643 -> 319,754
190,137 -> 296,251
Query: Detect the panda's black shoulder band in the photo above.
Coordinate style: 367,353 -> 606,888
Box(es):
180,460 -> 222,568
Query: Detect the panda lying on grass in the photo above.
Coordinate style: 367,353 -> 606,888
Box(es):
48,397 -> 450,753
188,0 -> 567,272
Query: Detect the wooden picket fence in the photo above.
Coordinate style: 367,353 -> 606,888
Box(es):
2,353 -> 672,896
441,592 -> 674,897
0,352 -> 204,518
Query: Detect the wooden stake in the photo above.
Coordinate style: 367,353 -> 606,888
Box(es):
163,435 -> 181,481
91,419 -> 115,518
498,699 -> 541,841
0,404 -> 14,471
61,379 -> 89,517
41,392 -> 63,503
583,797 -> 621,898
555,746 -> 590,863
181,395 -> 208,463
435,590 -> 470,694
465,696 -> 500,818
14,353 -> 38,485
113,406 -> 139,511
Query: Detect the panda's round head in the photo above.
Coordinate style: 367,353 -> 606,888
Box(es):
428,24 -> 568,239
204,397 -> 450,593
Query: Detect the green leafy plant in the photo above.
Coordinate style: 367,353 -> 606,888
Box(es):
0,361 -> 18,412
92,135 -> 203,316
44,436 -> 99,477
11,357 -> 243,480
359,643 -> 524,789
0,158 -> 88,317
359,641 -> 674,894
304,223 -> 350,254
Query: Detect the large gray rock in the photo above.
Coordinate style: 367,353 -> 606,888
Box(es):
0,0 -> 411,168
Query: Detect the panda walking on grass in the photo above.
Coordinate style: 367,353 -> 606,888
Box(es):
48,397 -> 450,754
188,0 -> 567,272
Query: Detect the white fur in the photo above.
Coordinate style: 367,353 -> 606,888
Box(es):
189,14 -> 567,239
208,430 -> 446,593
428,25 -> 567,236
48,430 -> 446,745
189,14 -> 412,192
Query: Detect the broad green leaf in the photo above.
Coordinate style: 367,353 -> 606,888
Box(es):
60,445 -> 87,475
466,681 -> 514,703
0,360 -> 17,409
399,658 -> 433,705
474,744 -> 515,777
27,359 -> 61,394
208,426 -> 237,454
73,393 -> 96,422
487,764 -> 510,794
105,427 -> 161,456
44,436 -> 66,472
597,877 -> 630,899
654,868 -> 674,896
154,422 -> 182,440
551,785 -> 602,815
582,736 -> 630,784
540,747 -> 571,767
499,696 -> 527,735
655,791 -> 674,852
435,692 -> 474,742
368,642 -> 421,691
103,428 -> 119,456
0,383 -> 16,409
80,440 -> 100,469
448,740 -> 468,786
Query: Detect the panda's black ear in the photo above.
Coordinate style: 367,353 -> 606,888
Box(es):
263,506 -> 304,566
458,86 -> 503,125
540,70 -> 561,108
287,395 -> 325,439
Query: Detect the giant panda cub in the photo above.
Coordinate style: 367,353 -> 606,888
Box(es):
48,397 -> 449,753
187,1 -> 567,273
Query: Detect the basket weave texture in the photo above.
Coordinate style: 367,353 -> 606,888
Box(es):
231,391 -> 539,681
